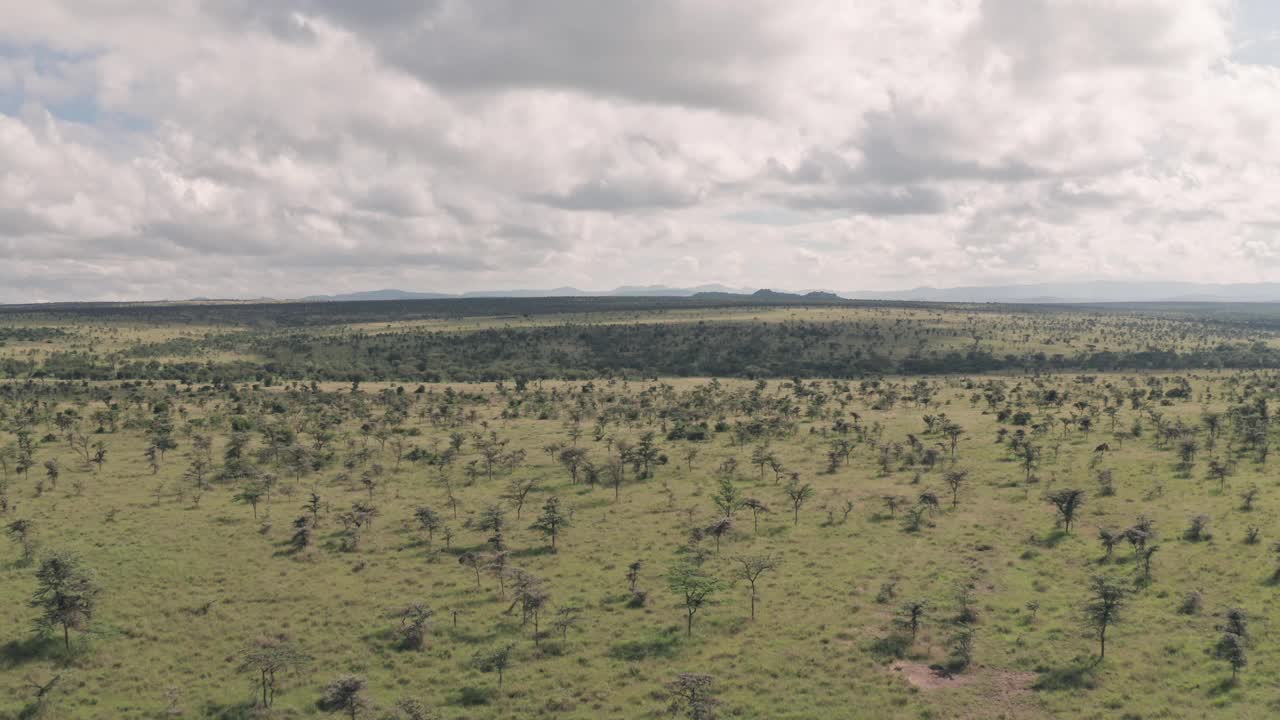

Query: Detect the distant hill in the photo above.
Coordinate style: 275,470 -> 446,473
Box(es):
300,289 -> 454,302
843,281 -> 1280,304
32,280 -> 1280,308
299,284 -> 755,302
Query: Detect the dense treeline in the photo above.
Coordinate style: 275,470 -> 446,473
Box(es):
0,327 -> 67,342
0,294 -> 859,328
5,320 -> 1280,383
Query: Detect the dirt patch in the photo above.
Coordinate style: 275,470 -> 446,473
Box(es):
891,661 -> 972,690
888,663 -> 1045,719
991,668 -> 1037,691
890,662 -> 1037,696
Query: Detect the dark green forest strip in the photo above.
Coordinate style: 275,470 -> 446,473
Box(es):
5,320 -> 1279,383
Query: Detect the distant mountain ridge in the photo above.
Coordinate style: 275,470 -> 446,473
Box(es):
843,281 -> 1280,304
297,281 -> 1280,306
300,284 -> 755,302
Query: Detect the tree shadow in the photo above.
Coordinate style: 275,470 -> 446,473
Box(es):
509,545 -> 555,559
0,636 -> 61,669
199,700 -> 258,719
447,627 -> 497,645
1207,677 -> 1238,697
1032,529 -> 1070,548
1031,662 -> 1097,691
868,632 -> 912,660
608,628 -> 682,661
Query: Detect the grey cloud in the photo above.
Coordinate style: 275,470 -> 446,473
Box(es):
355,184 -> 434,218
286,248 -> 496,271
532,178 -> 701,212
769,186 -> 948,216
769,106 -> 1049,195
1044,183 -> 1128,209
0,206 -> 54,236
854,108 -> 1048,185
309,0 -> 788,111
0,0 -> 1275,302
494,224 -> 562,246
141,220 -> 280,257
1124,207 -> 1226,225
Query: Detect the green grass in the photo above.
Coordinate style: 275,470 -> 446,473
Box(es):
2,310 -> 1280,718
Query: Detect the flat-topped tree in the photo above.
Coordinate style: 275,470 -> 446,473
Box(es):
237,637 -> 310,708
943,468 -> 969,509
732,553 -> 780,620
741,498 -> 770,532
1046,489 -> 1086,533
319,674 -> 368,720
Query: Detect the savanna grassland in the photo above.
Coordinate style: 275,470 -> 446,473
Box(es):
3,297 -> 1280,719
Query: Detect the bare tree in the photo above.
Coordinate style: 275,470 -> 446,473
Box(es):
784,477 -> 814,526
732,553 -> 780,620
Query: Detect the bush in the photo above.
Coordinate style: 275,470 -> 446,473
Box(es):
608,629 -> 681,661
455,686 -> 497,706
1183,515 -> 1212,542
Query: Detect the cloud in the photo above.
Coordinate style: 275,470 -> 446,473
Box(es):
769,186 -> 949,216
0,0 -> 1277,301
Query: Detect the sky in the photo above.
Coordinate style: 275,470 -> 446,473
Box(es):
1,0 -> 1279,302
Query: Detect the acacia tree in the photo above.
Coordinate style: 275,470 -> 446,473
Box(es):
704,518 -> 732,553
1018,442 -> 1040,484
668,560 -> 723,637
712,477 -> 741,518
1136,545 -> 1159,583
501,477 -> 539,519
90,442 -> 107,474
31,551 -> 102,652
238,637 -> 309,708
558,447 -> 588,484
943,422 -> 965,457
458,552 -> 484,589
530,496 -> 570,549
392,603 -> 434,650
1047,489 -> 1086,533
7,518 -> 35,564
784,477 -> 814,526
667,673 -> 720,720
43,459 -> 59,491
1215,632 -> 1247,682
1084,576 -> 1127,660
551,604 -> 584,642
627,561 -> 643,593
741,499 -> 770,533
899,599 -> 927,643
319,675 -> 368,720
474,644 -> 514,688
472,505 -> 507,551
732,553 -> 780,620
234,484 -> 266,519
943,468 -> 969,509
413,506 -> 442,547
1097,528 -> 1122,561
